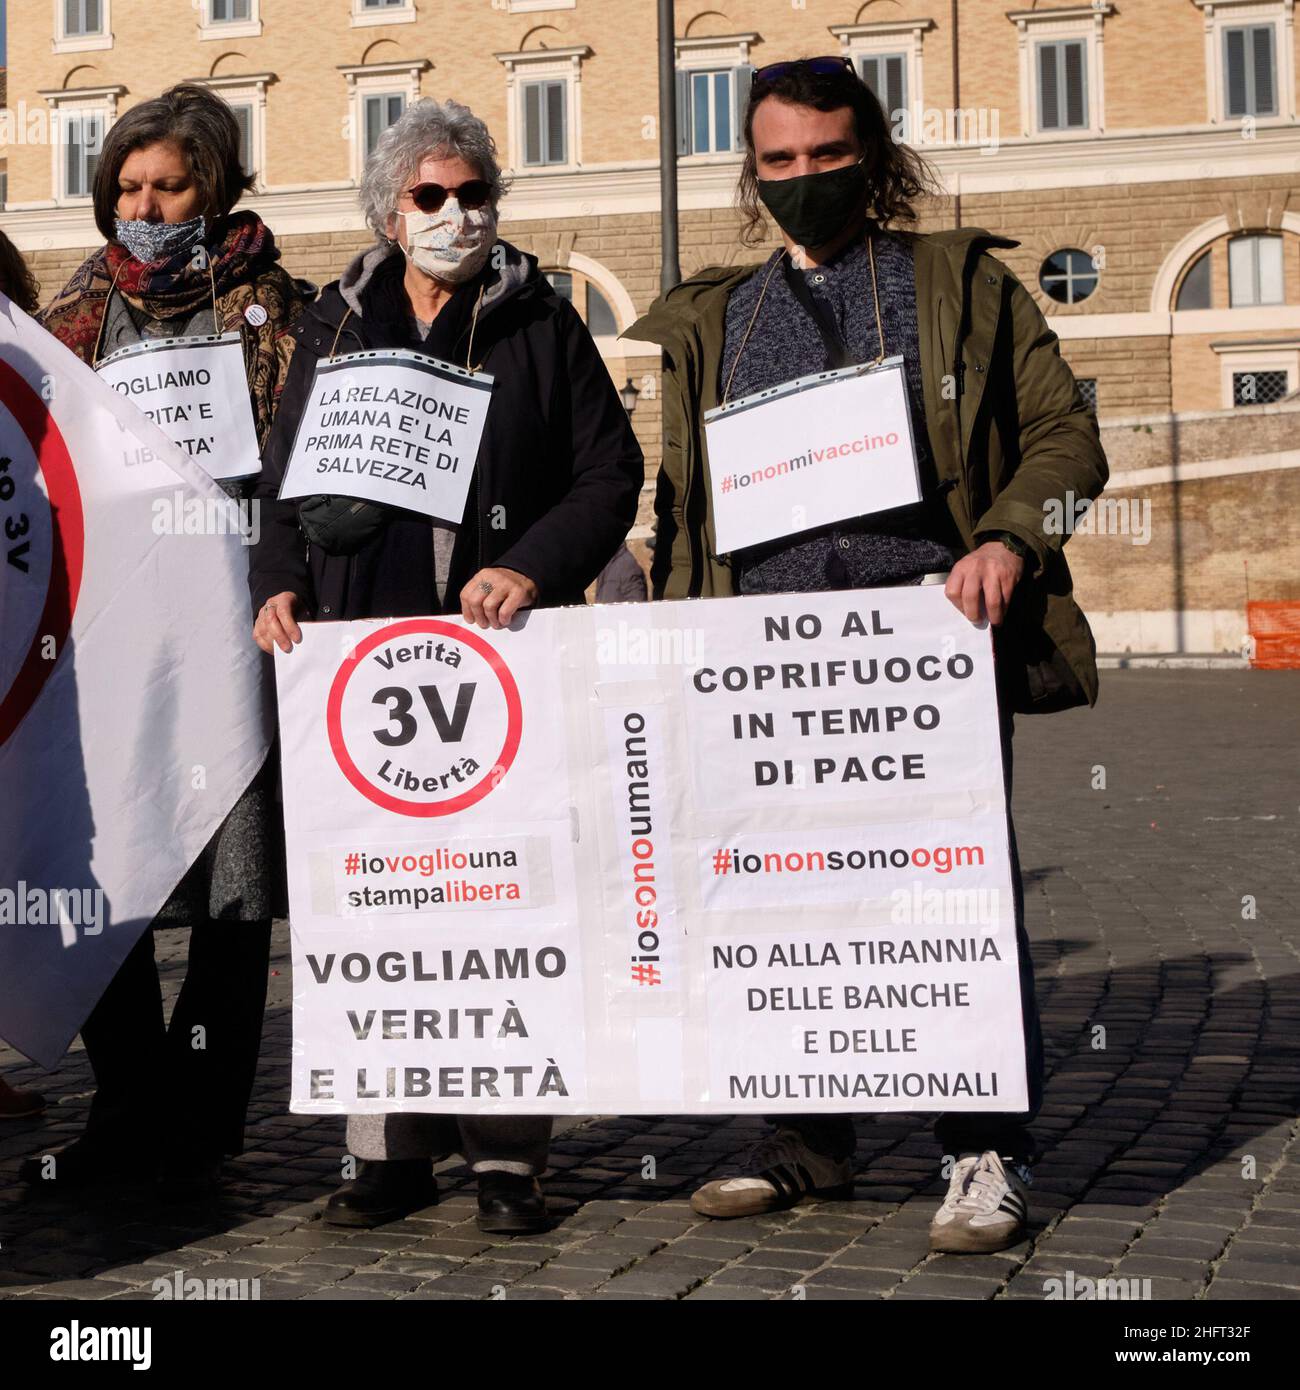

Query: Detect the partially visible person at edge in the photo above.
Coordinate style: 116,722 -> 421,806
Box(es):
0,230 -> 49,1124
628,57 -> 1107,1255
248,99 -> 642,1236
595,542 -> 650,603
21,83 -> 315,1197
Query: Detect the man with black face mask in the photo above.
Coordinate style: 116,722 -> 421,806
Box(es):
629,58 -> 1107,1255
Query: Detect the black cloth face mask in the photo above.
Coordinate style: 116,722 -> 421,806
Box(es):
756,158 -> 867,250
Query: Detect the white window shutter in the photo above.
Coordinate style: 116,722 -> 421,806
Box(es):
884,55 -> 906,124
1038,44 -> 1060,129
546,81 -> 567,164
675,69 -> 690,157
859,55 -> 881,103
1225,29 -> 1248,117
732,64 -> 755,152
1064,41 -> 1086,128
524,83 -> 542,165
1252,26 -> 1276,115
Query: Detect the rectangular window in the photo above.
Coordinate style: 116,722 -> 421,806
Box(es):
1229,236 -> 1285,307
363,93 -> 406,160
522,80 -> 567,166
675,64 -> 753,156
1233,369 -> 1288,406
209,0 -> 252,20
1036,39 -> 1088,131
362,0 -> 406,6
858,53 -> 908,126
1224,25 -> 1277,118
64,0 -> 103,36
64,111 -> 104,199
1076,378 -> 1098,414
548,271 -> 574,302
689,69 -> 734,155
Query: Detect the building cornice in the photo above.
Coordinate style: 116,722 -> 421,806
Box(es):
338,59 -> 432,83
36,85 -> 128,103
1006,4 -> 1115,25
829,19 -> 936,38
494,46 -> 592,68
5,125 -> 1299,250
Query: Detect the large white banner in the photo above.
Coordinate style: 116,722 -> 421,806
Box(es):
0,298 -> 271,1067
277,586 -> 1026,1115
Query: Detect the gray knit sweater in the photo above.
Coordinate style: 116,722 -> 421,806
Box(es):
719,230 -> 958,594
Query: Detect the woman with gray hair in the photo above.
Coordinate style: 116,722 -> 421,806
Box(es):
250,100 -> 642,1233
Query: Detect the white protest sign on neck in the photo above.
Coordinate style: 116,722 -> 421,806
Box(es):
274,586 -> 1026,1116
704,357 -> 923,554
277,349 -> 493,525
96,331 -> 261,481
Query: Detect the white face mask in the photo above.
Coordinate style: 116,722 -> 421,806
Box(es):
400,200 -> 497,284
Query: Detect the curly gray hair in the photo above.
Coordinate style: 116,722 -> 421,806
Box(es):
360,98 -> 508,240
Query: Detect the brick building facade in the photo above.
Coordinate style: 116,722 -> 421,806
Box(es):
1,0 -> 1298,653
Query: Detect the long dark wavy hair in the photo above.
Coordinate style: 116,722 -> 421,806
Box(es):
736,59 -> 936,247
0,230 -> 41,313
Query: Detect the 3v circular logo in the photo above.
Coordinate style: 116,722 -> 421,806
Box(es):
0,360 -> 85,748
326,617 -> 522,817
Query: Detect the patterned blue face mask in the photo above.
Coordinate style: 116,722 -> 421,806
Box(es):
113,214 -> 207,265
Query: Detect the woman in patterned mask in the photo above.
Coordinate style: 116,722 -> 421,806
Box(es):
23,83 -> 314,1200
41,81 -> 314,454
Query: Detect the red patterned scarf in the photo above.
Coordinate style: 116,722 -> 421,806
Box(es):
40,211 -> 283,364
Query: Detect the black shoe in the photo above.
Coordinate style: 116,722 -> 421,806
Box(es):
324,1159 -> 438,1228
18,1134 -> 136,1190
157,1151 -> 225,1202
476,1173 -> 553,1235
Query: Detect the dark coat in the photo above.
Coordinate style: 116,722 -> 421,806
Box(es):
629,228 -> 1110,714
249,240 -> 644,620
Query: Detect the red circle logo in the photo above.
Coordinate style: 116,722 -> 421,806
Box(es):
0,358 -> 85,748
326,617 -> 522,817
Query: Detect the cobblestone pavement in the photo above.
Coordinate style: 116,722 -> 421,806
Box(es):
1,671 -> 1297,1302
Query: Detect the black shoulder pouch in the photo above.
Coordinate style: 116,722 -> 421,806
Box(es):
297,495 -> 392,556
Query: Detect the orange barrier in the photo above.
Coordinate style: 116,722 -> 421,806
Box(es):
1247,601 -> 1300,670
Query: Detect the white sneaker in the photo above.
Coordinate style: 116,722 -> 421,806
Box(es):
929,1150 -> 1030,1253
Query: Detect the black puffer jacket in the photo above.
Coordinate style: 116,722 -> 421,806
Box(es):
249,239 -> 643,619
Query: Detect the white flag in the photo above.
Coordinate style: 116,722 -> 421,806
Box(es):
0,296 -> 271,1067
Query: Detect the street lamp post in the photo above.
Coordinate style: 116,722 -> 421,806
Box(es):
658,0 -> 680,293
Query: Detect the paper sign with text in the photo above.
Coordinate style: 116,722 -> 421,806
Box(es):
275,587 -> 1026,1115
704,358 -> 923,554
276,349 -> 492,524
97,332 -> 261,480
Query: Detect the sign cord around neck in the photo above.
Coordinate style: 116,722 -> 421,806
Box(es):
721,227 -> 886,407
91,260 -> 129,368
93,246 -> 236,371
329,287 -> 485,369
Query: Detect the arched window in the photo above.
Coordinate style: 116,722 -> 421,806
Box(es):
546,269 -> 620,337
1175,250 -> 1212,311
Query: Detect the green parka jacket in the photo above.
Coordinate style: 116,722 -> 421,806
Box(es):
626,227 -> 1109,714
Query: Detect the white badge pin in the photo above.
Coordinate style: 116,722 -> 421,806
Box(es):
244,303 -> 269,327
